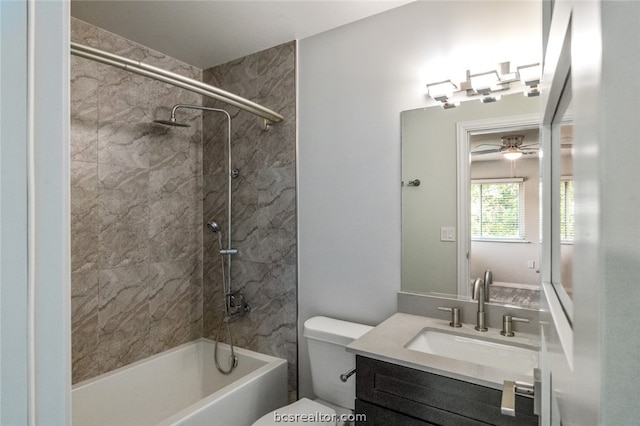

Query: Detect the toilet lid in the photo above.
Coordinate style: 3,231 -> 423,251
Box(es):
252,398 -> 336,426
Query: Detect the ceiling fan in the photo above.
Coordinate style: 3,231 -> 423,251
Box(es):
471,135 -> 539,160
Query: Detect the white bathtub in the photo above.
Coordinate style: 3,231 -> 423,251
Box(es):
72,338 -> 288,426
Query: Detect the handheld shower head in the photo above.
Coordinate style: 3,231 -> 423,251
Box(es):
207,220 -> 221,233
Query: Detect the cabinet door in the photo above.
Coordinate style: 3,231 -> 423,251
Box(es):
356,356 -> 537,426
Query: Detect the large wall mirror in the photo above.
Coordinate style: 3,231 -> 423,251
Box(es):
401,93 -> 544,309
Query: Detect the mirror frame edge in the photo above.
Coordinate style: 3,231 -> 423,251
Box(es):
540,3 -> 574,329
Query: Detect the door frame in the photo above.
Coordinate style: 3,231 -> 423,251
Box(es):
0,1 -> 71,423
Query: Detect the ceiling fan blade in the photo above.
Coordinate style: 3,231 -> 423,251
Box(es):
520,143 -> 539,149
471,148 -> 501,156
473,143 -> 502,150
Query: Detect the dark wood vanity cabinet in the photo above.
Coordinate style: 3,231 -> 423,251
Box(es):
355,356 -> 538,426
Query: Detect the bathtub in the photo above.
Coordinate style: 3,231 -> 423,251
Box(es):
72,338 -> 288,426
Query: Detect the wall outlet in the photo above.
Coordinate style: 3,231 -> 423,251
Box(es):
441,227 -> 456,242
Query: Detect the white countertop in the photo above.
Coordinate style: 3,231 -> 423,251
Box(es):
346,312 -> 540,390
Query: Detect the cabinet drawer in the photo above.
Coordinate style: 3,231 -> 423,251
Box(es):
356,356 -> 537,426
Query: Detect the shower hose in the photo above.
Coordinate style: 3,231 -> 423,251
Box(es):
214,231 -> 238,375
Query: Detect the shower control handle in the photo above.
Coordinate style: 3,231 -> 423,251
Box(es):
219,249 -> 238,255
228,293 -> 251,316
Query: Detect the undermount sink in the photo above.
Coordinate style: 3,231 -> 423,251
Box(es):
404,329 -> 538,375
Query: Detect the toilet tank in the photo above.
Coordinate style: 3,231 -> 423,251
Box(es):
303,316 -> 373,410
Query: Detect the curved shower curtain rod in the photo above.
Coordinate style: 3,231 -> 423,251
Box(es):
70,42 -> 284,127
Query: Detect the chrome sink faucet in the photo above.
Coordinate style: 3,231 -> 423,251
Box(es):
471,275 -> 490,302
483,269 -> 493,300
474,278 -> 488,332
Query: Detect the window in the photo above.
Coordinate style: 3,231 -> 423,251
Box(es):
560,178 -> 574,241
471,178 -> 524,239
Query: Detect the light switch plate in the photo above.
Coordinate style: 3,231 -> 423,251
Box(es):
441,227 -> 456,242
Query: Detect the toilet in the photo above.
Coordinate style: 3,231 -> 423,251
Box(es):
253,316 -> 373,426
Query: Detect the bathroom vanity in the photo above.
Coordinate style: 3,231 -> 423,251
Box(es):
347,313 -> 539,425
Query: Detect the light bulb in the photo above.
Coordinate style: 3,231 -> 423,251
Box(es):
502,148 -> 523,160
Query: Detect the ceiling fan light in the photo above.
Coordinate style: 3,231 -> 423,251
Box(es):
502,148 -> 523,160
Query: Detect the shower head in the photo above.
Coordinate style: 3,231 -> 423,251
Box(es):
155,104 -> 233,128
153,117 -> 190,128
154,109 -> 190,127
207,220 -> 221,233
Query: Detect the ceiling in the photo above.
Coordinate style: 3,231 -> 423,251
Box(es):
71,0 -> 414,69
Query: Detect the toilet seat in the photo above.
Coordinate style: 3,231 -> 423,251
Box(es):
252,398 -> 336,426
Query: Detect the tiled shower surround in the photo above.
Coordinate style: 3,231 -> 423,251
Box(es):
202,42 -> 297,396
70,17 -> 297,396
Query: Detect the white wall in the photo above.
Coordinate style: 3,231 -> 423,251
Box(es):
297,1 -> 540,398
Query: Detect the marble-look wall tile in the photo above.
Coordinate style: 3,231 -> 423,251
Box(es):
98,264 -> 151,372
149,259 -> 202,353
71,161 -> 99,274
202,41 -> 297,396
149,132 -> 202,263
98,164 -> 150,269
70,18 -> 203,383
71,269 -> 99,383
71,55 -> 99,163
70,18 -> 100,163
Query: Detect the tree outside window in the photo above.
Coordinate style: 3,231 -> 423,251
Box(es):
471,180 -> 524,239
560,179 -> 574,241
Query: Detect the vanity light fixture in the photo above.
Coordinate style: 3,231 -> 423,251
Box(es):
517,63 -> 541,87
426,80 -> 458,102
480,95 -> 501,104
526,87 -> 540,97
425,61 -> 541,107
470,70 -> 500,95
517,63 -> 542,97
442,101 -> 460,109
